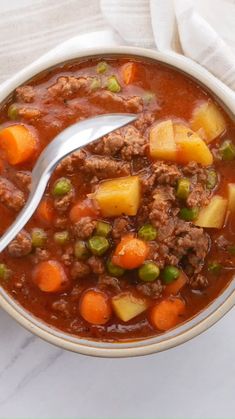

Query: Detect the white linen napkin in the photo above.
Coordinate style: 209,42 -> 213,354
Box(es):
1,0 -> 235,91
101,0 -> 235,90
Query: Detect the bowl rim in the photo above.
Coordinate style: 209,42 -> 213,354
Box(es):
0,45 -> 234,357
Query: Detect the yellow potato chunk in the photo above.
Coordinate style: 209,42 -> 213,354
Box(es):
112,292 -> 148,322
228,183 -> 235,212
195,195 -> 228,228
191,101 -> 226,143
93,176 -> 140,217
149,119 -> 177,161
174,124 -> 213,167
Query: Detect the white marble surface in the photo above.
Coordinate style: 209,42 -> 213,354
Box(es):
0,306 -> 234,418
0,0 -> 235,417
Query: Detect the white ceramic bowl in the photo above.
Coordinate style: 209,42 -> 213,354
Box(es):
0,46 -> 234,357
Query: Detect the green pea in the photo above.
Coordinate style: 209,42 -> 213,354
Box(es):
138,224 -> 157,241
206,169 -> 218,190
106,76 -> 121,93
52,177 -> 72,196
96,61 -> 108,74
95,221 -> 112,237
179,207 -> 199,221
176,178 -> 191,200
219,140 -> 235,160
31,228 -> 47,248
138,262 -> 160,282
162,265 -> 180,284
54,231 -> 69,245
106,260 -> 125,277
7,104 -> 19,120
90,77 -> 101,90
0,263 -> 11,281
74,240 -> 90,260
208,262 -> 222,275
143,92 -> 155,105
88,236 -> 110,256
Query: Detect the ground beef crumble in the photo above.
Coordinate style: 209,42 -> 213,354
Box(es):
91,90 -> 143,113
149,186 -> 176,227
187,183 -> 210,208
0,177 -> 25,211
153,162 -> 181,185
15,85 -> 35,103
73,217 -> 97,239
137,280 -> 163,298
87,256 -> 105,274
31,248 -> 50,263
189,274 -> 209,289
90,124 -> 147,161
61,247 -> 74,266
172,221 -> 210,273
112,217 -> 133,239
81,155 -> 130,179
70,261 -> 90,279
53,190 -> 74,212
15,171 -> 32,190
18,107 -> 42,120
98,275 -> 121,293
8,230 -> 32,257
48,76 -> 91,99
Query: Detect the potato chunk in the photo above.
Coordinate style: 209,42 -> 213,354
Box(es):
112,292 -> 148,322
149,120 -> 177,161
194,195 -> 227,228
174,124 -> 213,167
228,183 -> 235,212
149,120 -> 213,167
93,176 -> 140,217
191,101 -> 226,143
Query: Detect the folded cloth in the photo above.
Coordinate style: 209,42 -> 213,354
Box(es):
101,0 -> 235,90
1,0 -> 235,92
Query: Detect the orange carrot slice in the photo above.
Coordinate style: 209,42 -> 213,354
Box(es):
164,272 -> 188,296
112,235 -> 149,269
79,289 -> 112,325
32,260 -> 68,292
0,124 -> 37,165
150,298 -> 186,331
36,198 -> 54,225
69,198 -> 98,223
122,63 -> 138,85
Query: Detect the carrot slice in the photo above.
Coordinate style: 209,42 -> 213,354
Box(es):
164,272 -> 188,296
36,198 -> 54,224
32,260 -> 68,292
122,63 -> 138,85
79,289 -> 112,325
112,235 -> 149,269
150,298 -> 186,331
69,198 -> 99,223
0,124 -> 37,165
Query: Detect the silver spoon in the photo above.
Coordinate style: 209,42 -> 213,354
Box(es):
0,113 -> 137,253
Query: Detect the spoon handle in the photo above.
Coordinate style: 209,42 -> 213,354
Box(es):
0,113 -> 136,253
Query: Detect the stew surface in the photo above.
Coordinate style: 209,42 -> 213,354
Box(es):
0,56 -> 234,341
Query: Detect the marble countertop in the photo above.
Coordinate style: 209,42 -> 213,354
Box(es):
0,306 -> 234,418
